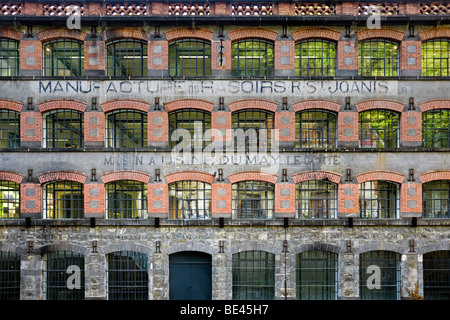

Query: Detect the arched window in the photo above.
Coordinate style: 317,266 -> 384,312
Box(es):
232,109 -> 274,152
106,110 -> 147,149
0,109 -> 20,148
43,39 -> 84,76
169,109 -> 211,150
169,39 -> 211,77
358,39 -> 399,76
359,110 -> 399,148
295,180 -> 337,219
0,39 -> 19,76
0,181 -> 19,218
43,109 -> 83,148
295,110 -> 337,149
0,251 -> 20,300
43,181 -> 84,219
232,39 -> 274,77
295,39 -> 337,77
423,180 -> 450,218
232,180 -> 274,219
106,39 -> 148,77
422,109 -> 450,148
422,39 -> 450,77
168,180 -> 211,219
359,180 -> 399,218
106,180 -> 147,219
423,251 -> 450,300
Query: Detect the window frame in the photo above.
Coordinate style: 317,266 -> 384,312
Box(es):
359,109 -> 400,149
43,109 -> 84,149
232,180 -> 275,219
106,39 -> 148,77
231,39 -> 274,77
232,109 -> 274,152
422,180 -> 450,218
43,181 -> 84,219
0,251 -> 21,300
295,180 -> 337,219
0,38 -> 20,77
0,180 -> 20,219
106,180 -> 148,219
358,39 -> 399,77
169,109 -> 212,150
43,39 -> 85,77
359,180 -> 400,219
422,109 -> 450,148
422,39 -> 450,77
106,109 -> 148,149
295,109 -> 337,149
168,180 -> 212,220
423,250 -> 450,300
295,39 -> 337,77
0,109 -> 20,148
169,39 -> 212,77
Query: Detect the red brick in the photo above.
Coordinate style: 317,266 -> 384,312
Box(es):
101,171 -> 151,184
228,171 -> 278,184
37,171 -> 88,184
355,170 -> 406,184
164,171 -> 215,184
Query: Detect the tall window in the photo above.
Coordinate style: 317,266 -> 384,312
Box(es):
359,110 -> 399,148
232,39 -> 274,77
422,39 -> 450,77
107,251 -> 149,300
169,39 -> 211,77
295,110 -> 337,148
423,251 -> 450,300
43,110 -> 83,148
423,180 -> 450,218
43,251 -> 85,300
295,39 -> 336,77
232,110 -> 274,152
232,251 -> 275,300
43,181 -> 84,219
106,110 -> 147,149
0,251 -> 20,300
107,40 -> 148,77
232,181 -> 274,219
422,109 -> 450,148
359,251 -> 401,300
0,110 -> 19,148
169,180 -> 211,219
296,251 -> 338,300
358,39 -> 399,76
0,181 -> 19,219
169,109 -> 211,150
359,181 -> 399,219
106,180 -> 147,219
0,39 -> 19,76
295,180 -> 337,219
43,39 -> 84,77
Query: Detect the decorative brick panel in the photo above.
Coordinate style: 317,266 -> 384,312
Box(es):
228,27 -> 278,42
37,171 -> 87,184
148,183 -> 168,217
19,39 -> 42,72
212,38 -> 231,71
337,111 -> 358,142
0,99 -> 22,112
419,27 -> 450,41
211,183 -> 231,217
0,171 -> 23,183
148,111 -> 168,142
231,3 -> 274,16
164,99 -> 214,113
294,3 -> 337,16
291,27 -> 341,42
419,99 -> 450,112
105,3 -> 149,16
337,40 -> 357,70
211,111 -> 231,142
355,99 -> 404,113
168,3 -> 211,16
228,171 -> 278,184
292,170 -> 342,184
148,40 -> 168,70
228,99 -> 278,113
275,111 -> 295,142
400,40 -> 421,71
165,27 -> 215,42
164,171 -> 215,184
37,27 -> 87,42
0,2 -> 22,15
38,99 -> 87,113
101,99 -> 151,113
337,183 -> 359,216
355,170 -> 405,184
275,183 -> 295,217
419,170 -> 450,184
84,183 -> 105,217
400,182 -> 422,215
85,37 -> 105,72
275,40 -> 294,70
400,110 -> 422,143
292,99 -> 341,113
20,111 -> 41,143
84,111 -> 105,143
20,183 -> 42,215
356,28 -> 405,42
101,170 -> 151,184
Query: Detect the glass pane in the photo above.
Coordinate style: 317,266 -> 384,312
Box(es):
44,110 -> 83,148
358,40 -> 399,76
106,40 -> 148,76
43,39 -> 84,76
232,181 -> 274,219
0,39 -> 19,76
168,180 -> 212,219
106,180 -> 147,219
232,39 -> 274,77
106,110 -> 147,148
44,181 -> 84,219
0,110 -> 20,148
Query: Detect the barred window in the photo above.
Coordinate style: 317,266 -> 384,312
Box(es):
0,181 -> 19,219
43,110 -> 83,148
106,110 -> 147,149
106,40 -> 148,77
423,180 -> 450,218
107,251 -> 149,300
0,39 -> 19,76
295,110 -> 337,149
423,251 -> 450,300
43,181 -> 84,219
359,110 -> 399,148
295,180 -> 337,219
106,180 -> 147,219
169,39 -> 211,77
232,251 -> 275,300
359,251 -> 401,300
169,180 -> 211,219
295,39 -> 336,77
359,181 -> 399,219
296,251 -> 338,300
232,110 -> 274,152
422,39 -> 450,77
0,109 -> 20,148
422,109 -> 450,148
232,181 -> 274,219
43,251 -> 85,300
0,251 -> 20,300
358,39 -> 399,76
232,39 -> 274,77
43,39 -> 84,77
169,109 -> 211,150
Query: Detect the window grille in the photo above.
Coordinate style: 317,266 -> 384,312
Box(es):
0,109 -> 19,148
422,109 -> 450,148
295,39 -> 336,76
231,39 -> 274,77
232,109 -> 274,152
359,251 -> 401,300
168,180 -> 211,219
43,39 -> 84,77
43,181 -> 84,219
43,251 -> 85,300
296,251 -> 338,300
0,251 -> 20,300
232,251 -> 275,300
169,39 -> 211,77
107,251 -> 149,300
358,39 -> 399,76
359,110 -> 399,149
106,110 -> 147,149
106,180 -> 148,219
423,250 -> 450,300
295,110 -> 337,149
232,181 -> 274,219
43,109 -> 83,148
0,181 -> 19,218
422,180 -> 450,218
169,109 -> 211,150
295,180 -> 337,219
106,40 -> 148,77
359,181 -> 399,219
422,39 -> 450,76
0,39 -> 19,76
